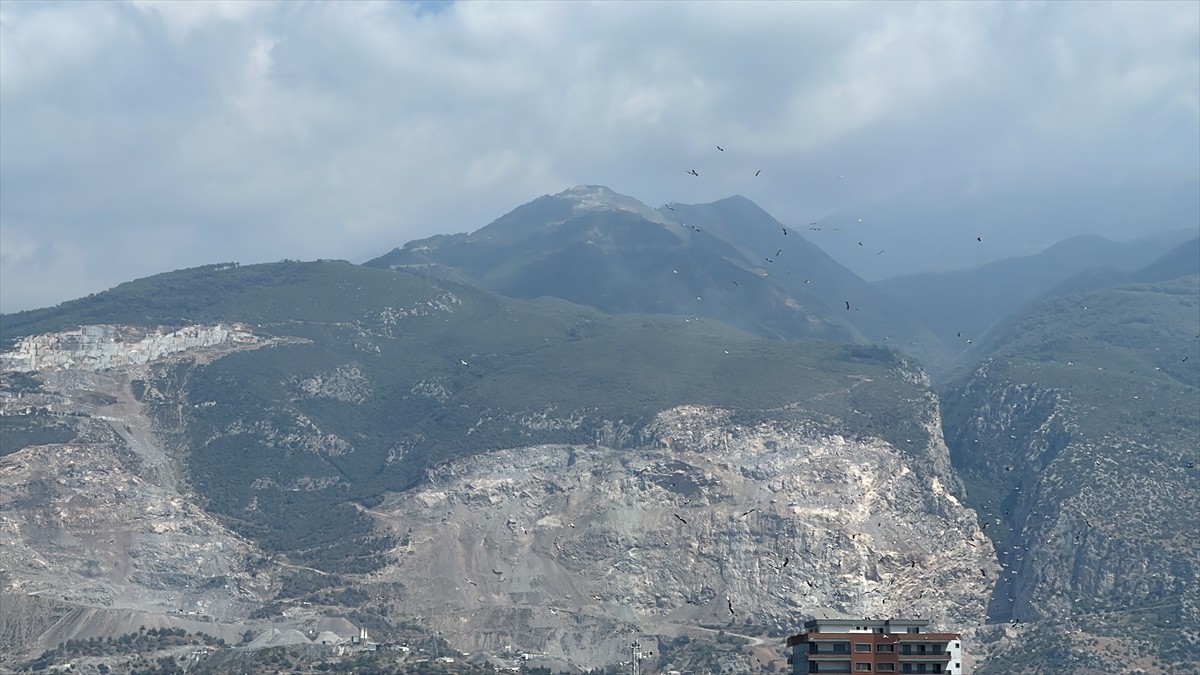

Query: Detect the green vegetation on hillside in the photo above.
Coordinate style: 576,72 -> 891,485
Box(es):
942,276 -> 1200,672
4,260 -> 933,575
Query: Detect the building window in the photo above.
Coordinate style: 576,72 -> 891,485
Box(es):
902,665 -> 912,674
877,644 -> 895,652
855,643 -> 872,652
907,627 -> 919,633
932,665 -> 943,673
855,664 -> 873,672
878,665 -> 895,673
918,644 -> 927,653
917,665 -> 927,673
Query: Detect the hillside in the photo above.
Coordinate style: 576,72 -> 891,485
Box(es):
941,275 -> 1200,672
0,259 -> 996,670
873,233 -> 1193,375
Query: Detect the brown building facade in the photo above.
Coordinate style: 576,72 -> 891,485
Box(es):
787,619 -> 962,674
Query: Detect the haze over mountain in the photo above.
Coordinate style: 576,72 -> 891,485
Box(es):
873,231 -> 1197,369
3,2 -> 1197,314
367,186 -> 946,368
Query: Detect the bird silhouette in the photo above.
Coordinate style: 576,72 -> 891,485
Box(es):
716,145 -> 725,152
755,169 -> 762,176
687,169 -> 699,176
674,514 -> 688,525
845,301 -> 851,310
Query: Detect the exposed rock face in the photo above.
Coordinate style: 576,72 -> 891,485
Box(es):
0,441 -> 269,617
0,327 -> 283,665
944,358 -> 1200,672
1,325 -> 998,672
364,403 -> 997,671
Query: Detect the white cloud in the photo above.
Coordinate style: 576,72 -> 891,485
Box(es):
127,0 -> 271,42
1,0 -> 1196,313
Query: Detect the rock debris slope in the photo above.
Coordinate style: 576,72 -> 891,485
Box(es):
364,402 -> 995,670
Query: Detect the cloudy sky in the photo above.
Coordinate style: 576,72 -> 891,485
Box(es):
1,0 -> 1197,313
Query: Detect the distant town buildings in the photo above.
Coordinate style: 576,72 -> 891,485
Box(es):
787,619 -> 962,674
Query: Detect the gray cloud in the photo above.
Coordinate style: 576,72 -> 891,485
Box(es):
2,0 -> 1197,312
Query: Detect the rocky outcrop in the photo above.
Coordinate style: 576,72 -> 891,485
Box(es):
944,358 -> 1200,672
363,403 -> 996,671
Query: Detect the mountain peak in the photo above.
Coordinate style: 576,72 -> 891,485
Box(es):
554,185 -> 671,225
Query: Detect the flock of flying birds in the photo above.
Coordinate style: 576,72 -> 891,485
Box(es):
677,144 -> 984,335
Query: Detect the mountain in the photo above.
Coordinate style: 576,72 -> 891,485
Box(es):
366,186 -> 946,369
940,273 -> 1200,672
2,187 -> 1196,673
1042,235 -> 1200,299
0,259 -> 994,671
872,232 -> 1194,375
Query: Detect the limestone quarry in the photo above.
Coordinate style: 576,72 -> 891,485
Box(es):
0,325 -> 1000,672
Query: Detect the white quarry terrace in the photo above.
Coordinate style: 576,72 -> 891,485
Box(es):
1,323 -> 258,373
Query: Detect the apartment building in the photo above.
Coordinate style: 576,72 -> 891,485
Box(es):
786,618 -> 962,674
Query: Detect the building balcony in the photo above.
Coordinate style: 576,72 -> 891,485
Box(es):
897,652 -> 951,661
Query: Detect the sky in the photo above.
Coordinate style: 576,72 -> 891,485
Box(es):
1,0 -> 1197,314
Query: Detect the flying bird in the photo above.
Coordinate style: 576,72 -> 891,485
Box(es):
727,599 -> 735,616
977,237 -> 982,242
781,227 -> 787,235
674,514 -> 688,525
876,249 -> 885,256
741,509 -> 757,517
845,301 -> 851,310
687,169 -> 699,176
716,145 -> 725,152
755,169 -> 762,176
460,359 -> 469,367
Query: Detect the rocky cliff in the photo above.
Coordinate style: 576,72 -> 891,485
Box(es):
944,356 -> 1199,672
355,400 -> 995,671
